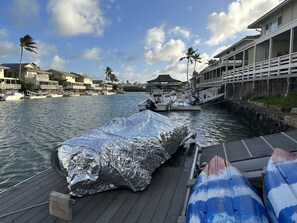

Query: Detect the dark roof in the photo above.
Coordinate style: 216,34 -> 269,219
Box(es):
147,74 -> 181,83
1,63 -> 30,70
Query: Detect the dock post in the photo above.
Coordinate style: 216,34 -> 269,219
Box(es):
49,191 -> 73,221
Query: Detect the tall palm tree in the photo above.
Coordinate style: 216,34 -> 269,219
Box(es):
179,47 -> 197,87
19,35 -> 38,79
192,53 -> 202,72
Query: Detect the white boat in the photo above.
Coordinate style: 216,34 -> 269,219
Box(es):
46,93 -> 63,98
24,91 -> 47,99
137,92 -> 175,112
170,92 -> 201,111
63,92 -> 80,97
85,91 -> 99,96
102,91 -> 115,95
0,91 -> 24,101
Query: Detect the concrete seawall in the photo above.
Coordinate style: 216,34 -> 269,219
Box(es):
220,99 -> 295,135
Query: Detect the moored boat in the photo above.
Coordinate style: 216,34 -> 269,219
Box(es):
46,93 -> 63,98
0,91 -> 24,101
187,155 -> 268,223
263,148 -> 297,223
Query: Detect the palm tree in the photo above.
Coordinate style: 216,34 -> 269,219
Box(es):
179,47 -> 197,87
192,53 -> 202,72
19,35 -> 38,79
105,66 -> 118,83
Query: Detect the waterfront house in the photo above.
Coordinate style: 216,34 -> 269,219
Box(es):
83,75 -> 103,93
93,80 -> 113,94
0,65 -> 21,93
48,69 -> 86,93
1,63 -> 59,91
196,0 -> 297,99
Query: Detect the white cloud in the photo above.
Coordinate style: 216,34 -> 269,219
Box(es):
0,41 -> 18,58
168,26 -> 190,39
35,40 -> 57,57
47,0 -> 106,37
81,47 -> 102,61
11,0 -> 40,27
0,29 -> 8,39
206,0 -> 282,46
49,55 -> 68,70
123,65 -> 136,73
144,26 -> 186,65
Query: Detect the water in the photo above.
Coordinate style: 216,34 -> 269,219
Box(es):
0,93 -> 258,192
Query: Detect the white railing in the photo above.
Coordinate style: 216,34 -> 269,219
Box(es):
222,52 -> 297,83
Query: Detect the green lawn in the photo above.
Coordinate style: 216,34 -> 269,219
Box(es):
250,93 -> 297,111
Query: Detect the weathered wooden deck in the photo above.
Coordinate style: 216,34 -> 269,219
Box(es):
0,146 -> 195,223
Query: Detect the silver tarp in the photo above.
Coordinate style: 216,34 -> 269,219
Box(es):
51,110 -> 195,197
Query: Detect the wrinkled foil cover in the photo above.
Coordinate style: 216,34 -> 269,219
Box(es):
51,110 -> 195,197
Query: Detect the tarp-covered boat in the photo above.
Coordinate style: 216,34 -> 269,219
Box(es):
187,156 -> 268,223
51,110 -> 195,197
264,148 -> 297,223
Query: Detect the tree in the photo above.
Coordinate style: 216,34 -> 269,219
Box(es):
19,35 -> 38,79
179,47 -> 197,87
206,59 -> 217,66
192,53 -> 202,72
105,67 -> 119,83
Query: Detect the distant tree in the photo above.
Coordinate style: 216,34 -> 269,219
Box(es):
49,74 -> 68,87
4,70 -> 18,78
75,75 -> 84,83
179,47 -> 197,87
19,35 -> 38,79
105,67 -> 119,83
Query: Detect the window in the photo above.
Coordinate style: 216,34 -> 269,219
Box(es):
266,16 -> 282,34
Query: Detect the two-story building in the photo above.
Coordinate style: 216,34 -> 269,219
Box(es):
83,76 -> 103,93
2,63 -> 59,91
0,65 -> 21,93
197,0 -> 297,99
48,69 -> 86,93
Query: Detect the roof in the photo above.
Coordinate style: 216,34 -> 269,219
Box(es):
248,0 -> 292,29
0,65 -> 9,70
48,69 -> 77,77
213,35 -> 260,58
1,63 -> 30,70
147,74 -> 181,83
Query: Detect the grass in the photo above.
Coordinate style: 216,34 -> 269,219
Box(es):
250,93 -> 297,112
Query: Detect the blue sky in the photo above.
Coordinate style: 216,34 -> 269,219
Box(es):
0,0 -> 282,83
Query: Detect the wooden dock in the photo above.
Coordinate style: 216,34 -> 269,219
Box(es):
0,146 -> 195,223
198,129 -> 297,179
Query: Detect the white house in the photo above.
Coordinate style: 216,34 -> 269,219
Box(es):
197,0 -> 297,99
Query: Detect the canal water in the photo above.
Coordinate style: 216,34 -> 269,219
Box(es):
0,92 -> 259,192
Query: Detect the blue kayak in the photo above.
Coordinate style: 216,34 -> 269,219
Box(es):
187,155 -> 268,223
264,148 -> 297,223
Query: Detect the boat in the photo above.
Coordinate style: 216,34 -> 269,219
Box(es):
263,148 -> 297,223
170,91 -> 201,111
102,90 -> 115,95
187,155 -> 268,223
46,93 -> 64,98
24,91 -> 47,99
0,91 -> 24,101
63,91 -> 80,97
137,89 -> 175,112
85,91 -> 99,96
